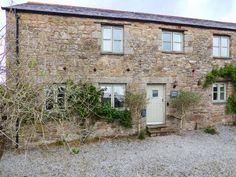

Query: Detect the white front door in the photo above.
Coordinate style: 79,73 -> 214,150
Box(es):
146,85 -> 165,125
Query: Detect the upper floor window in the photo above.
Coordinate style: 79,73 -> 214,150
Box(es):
213,36 -> 230,58
162,31 -> 183,52
100,84 -> 125,108
212,83 -> 226,103
45,84 -> 66,111
102,26 -> 124,54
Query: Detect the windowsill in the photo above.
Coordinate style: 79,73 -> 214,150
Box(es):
161,51 -> 185,54
101,52 -> 124,56
212,101 -> 226,105
213,57 -> 232,60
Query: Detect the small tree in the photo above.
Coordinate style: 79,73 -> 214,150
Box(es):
171,90 -> 201,129
125,83 -> 147,133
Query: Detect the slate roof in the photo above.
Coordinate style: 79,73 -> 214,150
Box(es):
2,2 -> 236,31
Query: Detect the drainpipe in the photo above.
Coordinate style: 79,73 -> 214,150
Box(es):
15,10 -> 20,148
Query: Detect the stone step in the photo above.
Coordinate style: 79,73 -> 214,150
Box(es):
146,126 -> 178,137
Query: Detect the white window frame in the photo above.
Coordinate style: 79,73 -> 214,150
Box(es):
212,83 -> 226,103
162,31 -> 184,52
101,26 -> 124,54
45,84 -> 66,111
213,36 -> 230,58
100,84 -> 126,108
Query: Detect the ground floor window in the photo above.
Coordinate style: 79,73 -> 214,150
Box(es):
100,84 -> 125,108
45,84 -> 66,111
212,83 -> 226,103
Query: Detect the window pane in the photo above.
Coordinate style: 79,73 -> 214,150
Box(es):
57,86 -> 65,109
221,47 -> 229,57
102,40 -> 112,52
163,32 -> 171,42
45,88 -> 54,110
173,33 -> 182,43
173,43 -> 182,51
114,85 -> 125,108
213,37 -> 219,47
220,85 -> 225,92
213,47 -> 220,57
213,86 -> 218,92
163,42 -> 172,51
102,27 -> 112,40
220,92 -> 225,100
101,86 -> 112,105
113,40 -> 123,53
113,28 -> 123,40
221,37 -> 229,47
213,92 -> 218,100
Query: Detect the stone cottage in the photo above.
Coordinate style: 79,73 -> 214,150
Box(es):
2,2 -> 236,138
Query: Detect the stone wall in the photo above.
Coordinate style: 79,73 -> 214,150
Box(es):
5,11 -> 236,142
19,120 -> 137,147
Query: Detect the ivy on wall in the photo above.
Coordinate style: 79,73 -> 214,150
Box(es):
66,81 -> 132,128
203,64 -> 236,114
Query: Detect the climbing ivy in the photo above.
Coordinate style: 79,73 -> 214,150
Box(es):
203,64 -> 236,114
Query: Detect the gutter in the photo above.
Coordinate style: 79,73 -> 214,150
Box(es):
15,10 -> 20,148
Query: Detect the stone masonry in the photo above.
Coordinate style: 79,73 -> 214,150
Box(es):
4,3 -> 236,143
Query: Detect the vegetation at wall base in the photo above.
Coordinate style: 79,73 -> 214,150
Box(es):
231,120 -> 236,126
204,126 -> 217,135
138,130 -> 145,140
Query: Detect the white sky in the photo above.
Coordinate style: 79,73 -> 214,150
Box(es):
0,0 -> 236,83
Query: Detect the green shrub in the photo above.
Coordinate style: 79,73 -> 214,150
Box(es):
232,120 -> 236,126
96,103 -> 132,128
204,127 -> 217,135
138,130 -> 145,140
71,147 -> 80,155
67,81 -> 103,121
226,93 -> 236,114
55,140 -> 65,146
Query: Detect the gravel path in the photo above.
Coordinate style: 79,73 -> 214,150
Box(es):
0,126 -> 236,177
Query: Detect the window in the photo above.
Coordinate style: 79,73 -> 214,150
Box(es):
212,83 -> 226,103
162,31 -> 183,52
100,84 -> 125,108
45,84 -> 66,111
102,26 -> 124,54
213,36 -> 230,58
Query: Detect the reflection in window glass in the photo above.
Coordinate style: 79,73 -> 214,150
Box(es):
113,28 -> 123,40
101,86 -> 112,105
103,27 -> 112,39
57,86 -> 65,110
163,42 -> 172,51
163,32 -> 172,42
113,41 -> 123,53
173,33 -> 182,43
45,84 -> 66,111
114,85 -> 125,108
45,87 -> 54,110
100,84 -> 125,108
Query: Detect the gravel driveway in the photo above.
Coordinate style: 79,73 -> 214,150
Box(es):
1,126 -> 236,177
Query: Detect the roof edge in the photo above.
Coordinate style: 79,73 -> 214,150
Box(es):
2,2 -> 236,31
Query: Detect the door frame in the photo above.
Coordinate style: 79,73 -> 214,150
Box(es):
146,83 -> 166,125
